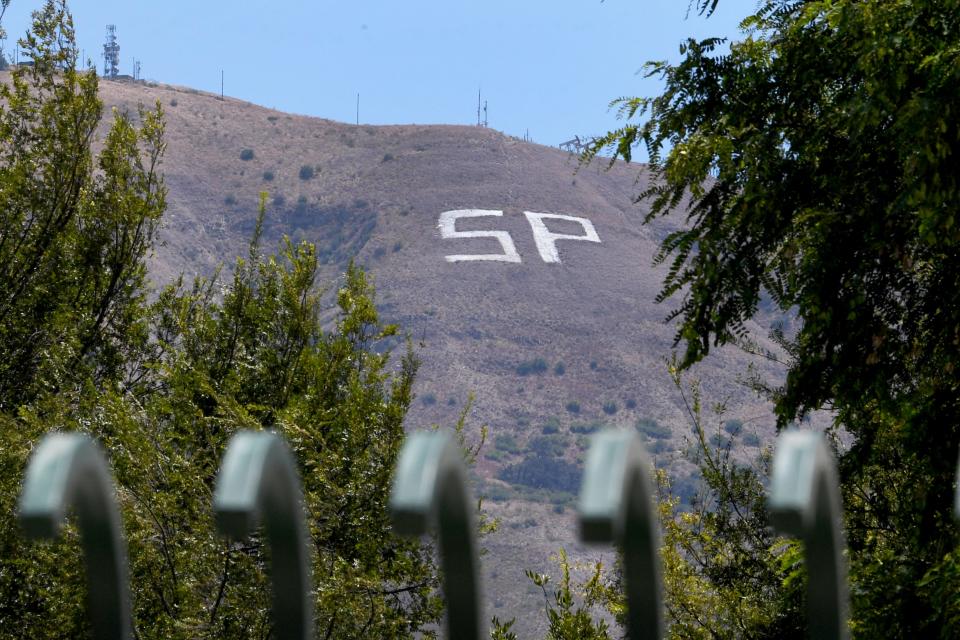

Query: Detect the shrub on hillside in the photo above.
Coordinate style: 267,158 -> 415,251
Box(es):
299,164 -> 315,180
565,401 -> 581,414
494,433 -> 521,455
240,148 -> 254,161
743,433 -> 761,447
724,419 -> 743,436
497,455 -> 582,493
570,421 -> 603,435
262,170 -> 274,181
516,358 -> 548,376
527,435 -> 567,458
636,417 -> 671,440
541,417 -> 561,435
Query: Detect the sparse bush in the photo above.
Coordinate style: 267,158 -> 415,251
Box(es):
494,433 -> 521,455
570,421 -> 603,435
527,435 -> 566,458
625,398 -> 637,409
240,148 -> 254,161
647,439 -> 671,454
565,401 -> 581,414
553,362 -> 565,376
602,401 -> 618,415
723,419 -> 743,436
447,397 -> 456,406
636,417 -> 671,440
382,152 -> 394,162
373,247 -> 387,260
541,418 -> 561,435
743,433 -> 761,447
224,194 -> 237,206
262,170 -> 274,181
589,360 -> 598,370
169,98 -> 178,107
272,194 -> 286,207
392,241 -> 403,252
497,455 -> 581,493
267,115 -> 278,122
710,433 -> 732,449
421,393 -> 436,406
484,484 -> 513,502
299,164 -> 315,180
516,358 -> 548,376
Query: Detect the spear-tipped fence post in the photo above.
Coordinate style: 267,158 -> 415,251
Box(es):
389,430 -> 484,640
18,433 -> 133,640
214,430 -> 313,640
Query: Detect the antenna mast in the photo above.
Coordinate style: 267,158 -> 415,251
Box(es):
102,25 -> 119,78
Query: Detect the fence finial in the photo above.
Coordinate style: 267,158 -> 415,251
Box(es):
214,431 -> 313,640
18,433 -> 133,640
769,430 -> 849,640
578,429 -> 663,639
389,431 -> 483,640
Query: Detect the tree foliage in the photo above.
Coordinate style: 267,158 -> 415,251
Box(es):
586,0 -> 960,635
525,549 -> 611,640
0,3 -> 444,638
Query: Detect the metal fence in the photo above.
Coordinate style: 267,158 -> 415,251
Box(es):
18,425 -> 942,640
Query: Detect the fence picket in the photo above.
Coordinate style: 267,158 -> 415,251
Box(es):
578,429 -> 664,640
213,431 -> 313,640
18,433 -> 133,640
389,431 -> 484,640
769,430 -> 850,640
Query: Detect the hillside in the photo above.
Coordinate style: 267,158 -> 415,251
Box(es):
18,72 -> 791,636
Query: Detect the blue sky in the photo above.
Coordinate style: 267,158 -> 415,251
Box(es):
1,1 -> 755,147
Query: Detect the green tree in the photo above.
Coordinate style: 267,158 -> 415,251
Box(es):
587,0 -> 960,635
652,366 -> 803,639
529,366 -> 804,640
525,549 -> 611,640
0,0 -> 163,410
0,4 -> 445,638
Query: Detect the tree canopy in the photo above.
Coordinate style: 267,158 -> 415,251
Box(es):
587,0 -> 960,635
0,3 -> 444,638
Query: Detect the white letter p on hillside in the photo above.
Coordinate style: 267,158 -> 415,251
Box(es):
523,211 -> 601,264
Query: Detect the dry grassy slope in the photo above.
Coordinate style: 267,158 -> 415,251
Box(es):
85,76 -> 785,635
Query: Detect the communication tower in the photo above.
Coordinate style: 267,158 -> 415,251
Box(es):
103,25 -> 119,77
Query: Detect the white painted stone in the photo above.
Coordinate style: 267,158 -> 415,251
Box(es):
523,211 -> 601,263
438,209 -> 522,263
